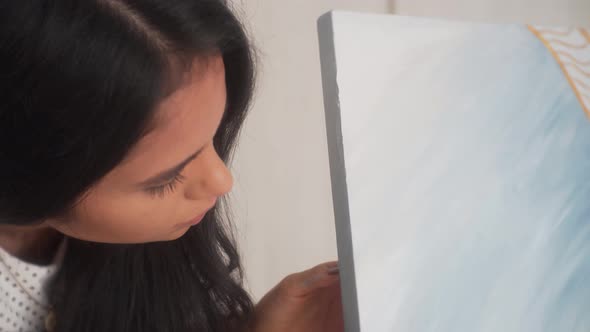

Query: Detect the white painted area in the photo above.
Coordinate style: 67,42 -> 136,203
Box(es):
229,0 -> 390,300
324,11 -> 590,332
392,0 -> 590,26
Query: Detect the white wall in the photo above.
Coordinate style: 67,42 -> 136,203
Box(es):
393,0 -> 590,26
230,0 -> 390,300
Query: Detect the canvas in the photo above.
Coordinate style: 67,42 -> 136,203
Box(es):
318,11 -> 590,332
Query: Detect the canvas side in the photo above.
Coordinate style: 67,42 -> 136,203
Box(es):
317,11 -> 361,332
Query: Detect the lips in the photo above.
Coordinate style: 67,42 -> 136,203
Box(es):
177,203 -> 216,228
187,212 -> 207,226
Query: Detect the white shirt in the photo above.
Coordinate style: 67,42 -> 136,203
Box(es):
0,244 -> 61,332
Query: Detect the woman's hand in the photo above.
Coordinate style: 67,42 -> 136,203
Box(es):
251,261 -> 344,332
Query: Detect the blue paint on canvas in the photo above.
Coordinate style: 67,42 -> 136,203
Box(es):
327,13 -> 590,332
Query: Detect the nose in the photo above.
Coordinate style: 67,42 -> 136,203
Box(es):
184,145 -> 233,201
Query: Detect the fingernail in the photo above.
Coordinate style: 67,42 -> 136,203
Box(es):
327,265 -> 340,275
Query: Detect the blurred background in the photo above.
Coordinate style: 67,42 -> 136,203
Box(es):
229,0 -> 590,300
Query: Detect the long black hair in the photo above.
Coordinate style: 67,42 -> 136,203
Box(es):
0,0 -> 255,331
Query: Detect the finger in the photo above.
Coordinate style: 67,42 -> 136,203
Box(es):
327,263 -> 340,276
282,261 -> 341,297
302,261 -> 339,280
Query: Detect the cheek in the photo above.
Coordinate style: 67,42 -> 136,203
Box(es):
54,190 -> 189,243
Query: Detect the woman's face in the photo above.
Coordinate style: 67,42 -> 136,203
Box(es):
47,55 -> 232,243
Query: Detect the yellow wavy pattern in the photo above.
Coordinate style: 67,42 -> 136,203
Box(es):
545,38 -> 589,50
564,62 -> 590,78
574,78 -> 590,92
534,28 -> 573,36
556,51 -> 590,66
528,25 -> 590,117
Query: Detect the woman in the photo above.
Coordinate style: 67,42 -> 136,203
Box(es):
0,1 -> 343,331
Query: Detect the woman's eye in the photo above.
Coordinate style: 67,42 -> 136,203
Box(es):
145,173 -> 186,198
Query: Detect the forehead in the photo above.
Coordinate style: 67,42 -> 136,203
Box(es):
146,58 -> 224,138
151,56 -> 225,129
107,56 -> 227,183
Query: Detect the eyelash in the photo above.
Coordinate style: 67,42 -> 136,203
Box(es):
145,173 -> 186,198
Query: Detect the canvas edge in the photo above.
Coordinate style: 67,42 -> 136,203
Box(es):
317,11 -> 361,332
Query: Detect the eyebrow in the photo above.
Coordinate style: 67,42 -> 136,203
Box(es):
137,146 -> 205,188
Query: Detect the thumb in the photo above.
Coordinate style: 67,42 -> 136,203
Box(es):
282,261 -> 340,297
